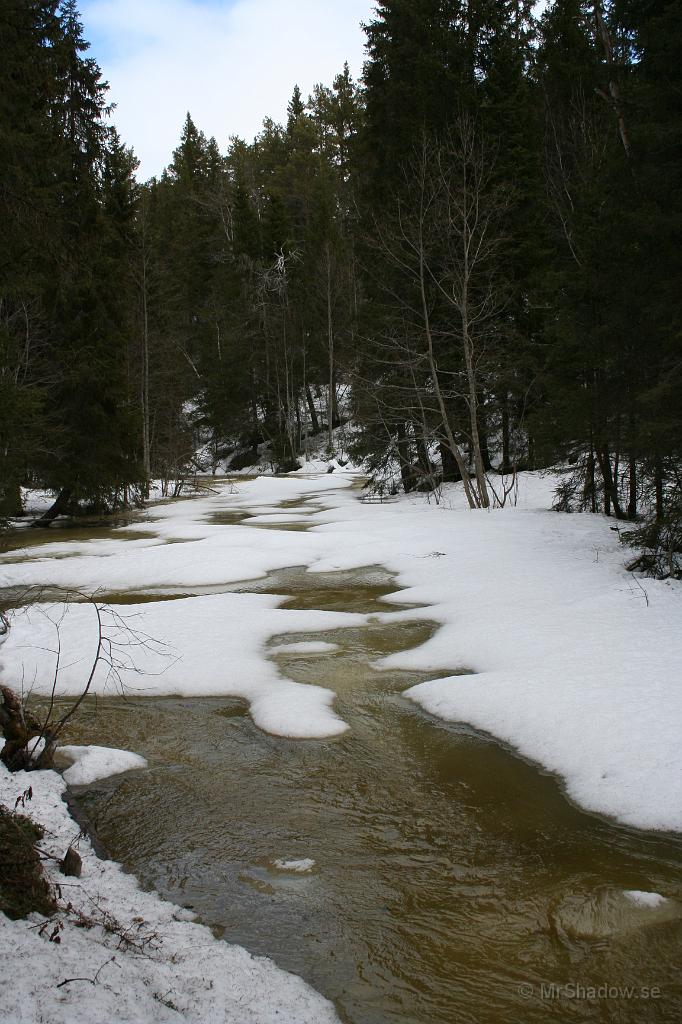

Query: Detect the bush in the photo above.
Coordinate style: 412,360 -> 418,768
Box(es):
0,803 -> 56,920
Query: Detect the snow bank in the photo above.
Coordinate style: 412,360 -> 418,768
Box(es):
55,745 -> 147,786
0,762 -> 339,1024
0,593 -> 361,739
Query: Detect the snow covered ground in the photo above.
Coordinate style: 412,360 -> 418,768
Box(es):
2,470 -> 682,834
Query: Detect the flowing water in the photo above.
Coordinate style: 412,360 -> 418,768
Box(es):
5,489 -> 682,1023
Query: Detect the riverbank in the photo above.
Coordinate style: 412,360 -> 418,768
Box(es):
0,753 -> 339,1023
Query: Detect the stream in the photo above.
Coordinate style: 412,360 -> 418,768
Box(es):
4,483 -> 682,1023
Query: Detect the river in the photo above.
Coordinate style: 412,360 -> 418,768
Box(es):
4,480 -> 682,1023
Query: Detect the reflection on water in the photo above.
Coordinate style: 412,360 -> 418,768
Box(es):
11,488 -> 682,1023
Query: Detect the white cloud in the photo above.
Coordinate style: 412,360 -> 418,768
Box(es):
81,0 -> 376,179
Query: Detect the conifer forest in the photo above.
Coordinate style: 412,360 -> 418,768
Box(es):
2,1 -> 681,567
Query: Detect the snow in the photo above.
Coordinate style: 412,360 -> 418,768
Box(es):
55,745 -> 148,786
272,859 -> 316,873
2,470 -> 682,831
0,594 -> 359,739
624,890 -> 668,909
24,736 -> 47,762
0,760 -> 339,1024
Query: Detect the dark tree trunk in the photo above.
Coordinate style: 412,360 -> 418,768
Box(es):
416,438 -> 432,477
584,449 -> 597,514
655,462 -> 664,522
31,488 -> 74,527
501,392 -> 511,473
331,370 -> 341,427
439,443 -> 461,483
596,448 -> 624,519
477,394 -> 492,471
306,386 -> 320,434
396,422 -> 415,492
628,455 -> 637,520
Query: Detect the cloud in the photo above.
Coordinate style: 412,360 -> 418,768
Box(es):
81,0 -> 376,180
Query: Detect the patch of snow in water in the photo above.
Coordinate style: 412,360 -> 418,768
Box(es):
56,744 -> 147,785
272,859 -> 316,873
624,890 -> 668,908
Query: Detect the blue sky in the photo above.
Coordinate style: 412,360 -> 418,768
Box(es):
78,0 -> 375,179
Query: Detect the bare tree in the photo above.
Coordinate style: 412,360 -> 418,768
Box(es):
0,590 -> 171,772
367,115 -> 511,508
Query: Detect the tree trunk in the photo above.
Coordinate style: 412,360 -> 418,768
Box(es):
596,448 -> 624,519
501,392 -> 511,473
396,422 -> 415,492
440,443 -> 462,483
32,488 -> 74,527
655,462 -> 664,522
326,243 -> 335,451
417,222 -> 478,508
593,2 -> 633,160
141,256 -> 151,497
628,455 -> 637,520
306,386 -> 320,434
478,392 -> 492,471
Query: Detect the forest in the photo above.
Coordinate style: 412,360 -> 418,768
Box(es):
2,0 -> 681,572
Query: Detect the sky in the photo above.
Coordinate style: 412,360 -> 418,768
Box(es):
80,0 -> 377,180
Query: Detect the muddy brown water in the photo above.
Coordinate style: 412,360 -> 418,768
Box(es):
7,492 -> 682,1023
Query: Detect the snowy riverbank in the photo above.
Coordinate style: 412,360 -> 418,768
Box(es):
0,755 -> 339,1023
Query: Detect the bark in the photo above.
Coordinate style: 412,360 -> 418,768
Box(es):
628,455 -> 637,520
655,463 -> 664,522
501,392 -> 511,474
326,243 -> 335,450
0,686 -> 45,772
396,422 -> 415,493
416,217 -> 478,508
461,277 -> 490,507
440,443 -> 462,483
596,447 -> 625,519
478,394 -> 492,471
331,369 -> 341,427
593,3 -> 632,160
32,488 -> 74,527
584,449 -> 597,513
141,250 -> 151,495
306,386 -> 320,434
